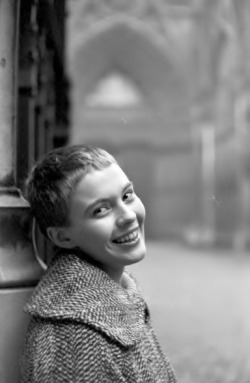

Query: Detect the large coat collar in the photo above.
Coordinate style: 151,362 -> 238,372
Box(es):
25,252 -> 149,348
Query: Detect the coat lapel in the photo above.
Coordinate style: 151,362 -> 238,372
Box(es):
25,252 -> 149,347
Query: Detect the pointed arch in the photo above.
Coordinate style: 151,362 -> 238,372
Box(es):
69,19 -> 189,112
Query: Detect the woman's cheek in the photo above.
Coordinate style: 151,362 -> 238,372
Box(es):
136,197 -> 146,221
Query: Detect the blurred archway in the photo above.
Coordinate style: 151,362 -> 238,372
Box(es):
68,16 -> 198,239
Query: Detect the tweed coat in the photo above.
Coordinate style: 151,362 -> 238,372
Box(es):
20,252 -> 177,383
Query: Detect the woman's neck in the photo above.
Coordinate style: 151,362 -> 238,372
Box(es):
74,248 -> 124,285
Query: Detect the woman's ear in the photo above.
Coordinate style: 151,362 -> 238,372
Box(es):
46,227 -> 75,249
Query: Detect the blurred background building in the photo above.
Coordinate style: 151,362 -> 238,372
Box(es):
67,0 -> 250,249
0,0 -> 250,382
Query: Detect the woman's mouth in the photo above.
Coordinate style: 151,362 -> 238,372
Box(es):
112,228 -> 139,244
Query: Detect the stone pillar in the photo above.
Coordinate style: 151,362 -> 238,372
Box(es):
187,4 -> 217,247
233,0 -> 250,250
0,0 -> 42,286
0,1 -> 43,381
0,0 -> 17,188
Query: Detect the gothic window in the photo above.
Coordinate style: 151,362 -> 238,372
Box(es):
85,72 -> 142,108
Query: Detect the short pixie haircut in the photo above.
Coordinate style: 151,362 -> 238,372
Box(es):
25,145 -> 117,237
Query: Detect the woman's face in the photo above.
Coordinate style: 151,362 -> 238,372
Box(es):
65,163 -> 146,279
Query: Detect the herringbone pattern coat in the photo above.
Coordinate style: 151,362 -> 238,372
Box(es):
20,252 -> 177,382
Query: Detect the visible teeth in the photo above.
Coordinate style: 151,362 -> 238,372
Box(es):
114,229 -> 138,244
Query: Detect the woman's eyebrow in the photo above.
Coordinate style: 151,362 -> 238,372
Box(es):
123,181 -> 134,191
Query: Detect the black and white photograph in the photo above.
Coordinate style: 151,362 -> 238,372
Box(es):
0,1 -> 249,382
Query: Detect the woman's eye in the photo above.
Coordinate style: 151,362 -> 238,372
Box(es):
93,206 -> 110,217
123,189 -> 135,202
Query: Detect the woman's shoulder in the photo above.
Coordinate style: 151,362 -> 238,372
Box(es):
24,258 -> 148,348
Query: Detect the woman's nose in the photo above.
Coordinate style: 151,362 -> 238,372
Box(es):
116,204 -> 136,227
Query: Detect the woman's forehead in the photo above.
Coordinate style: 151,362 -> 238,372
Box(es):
72,163 -> 130,203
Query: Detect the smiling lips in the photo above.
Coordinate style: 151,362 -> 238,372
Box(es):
113,228 -> 139,244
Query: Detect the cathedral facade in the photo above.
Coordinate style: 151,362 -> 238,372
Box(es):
67,0 -> 250,247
